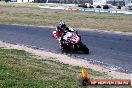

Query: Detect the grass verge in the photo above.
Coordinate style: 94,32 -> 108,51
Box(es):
0,5 -> 132,32
0,48 -> 131,88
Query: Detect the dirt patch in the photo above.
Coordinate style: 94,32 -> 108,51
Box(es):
0,40 -> 132,85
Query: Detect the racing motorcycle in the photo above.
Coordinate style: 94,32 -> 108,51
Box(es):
52,29 -> 89,54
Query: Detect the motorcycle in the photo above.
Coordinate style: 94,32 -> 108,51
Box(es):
52,29 -> 89,54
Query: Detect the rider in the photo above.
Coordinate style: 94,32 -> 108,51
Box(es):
56,21 -> 74,49
56,21 -> 74,38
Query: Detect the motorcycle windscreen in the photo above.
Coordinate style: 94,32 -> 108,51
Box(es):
63,32 -> 72,40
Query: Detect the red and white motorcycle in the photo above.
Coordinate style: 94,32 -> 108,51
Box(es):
52,28 -> 89,54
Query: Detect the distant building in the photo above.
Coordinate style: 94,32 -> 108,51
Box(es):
125,0 -> 132,9
10,0 -> 34,2
8,0 -> 92,4
10,0 -> 59,3
125,0 -> 132,6
93,0 -> 125,6
45,0 -> 59,3
107,0 -> 125,6
93,0 -> 107,6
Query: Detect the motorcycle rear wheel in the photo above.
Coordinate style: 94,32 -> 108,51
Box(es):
79,42 -> 89,54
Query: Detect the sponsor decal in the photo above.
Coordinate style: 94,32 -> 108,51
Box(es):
64,7 -> 79,11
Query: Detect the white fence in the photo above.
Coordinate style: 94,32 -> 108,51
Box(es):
38,5 -> 132,15
80,8 -> 132,15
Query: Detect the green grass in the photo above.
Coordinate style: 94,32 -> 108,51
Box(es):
0,48 -> 131,88
0,48 -> 108,88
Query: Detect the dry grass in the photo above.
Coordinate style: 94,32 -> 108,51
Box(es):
0,6 -> 132,32
0,2 -> 59,7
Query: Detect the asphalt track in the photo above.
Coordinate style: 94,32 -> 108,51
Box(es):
0,24 -> 132,73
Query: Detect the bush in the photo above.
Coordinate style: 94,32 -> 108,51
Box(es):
89,6 -> 94,8
5,0 -> 10,2
103,5 -> 109,9
96,5 -> 101,8
78,4 -> 87,8
78,4 -> 83,7
117,6 -> 121,9
83,5 -> 88,8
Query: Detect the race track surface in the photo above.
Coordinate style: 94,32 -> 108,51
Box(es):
0,24 -> 132,73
